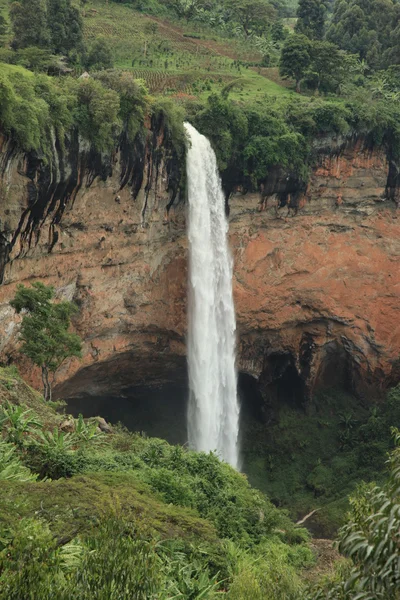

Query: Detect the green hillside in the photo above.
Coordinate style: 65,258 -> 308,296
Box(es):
0,367 -> 316,598
79,0 -> 292,101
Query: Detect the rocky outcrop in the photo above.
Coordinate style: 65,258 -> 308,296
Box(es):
0,132 -> 398,405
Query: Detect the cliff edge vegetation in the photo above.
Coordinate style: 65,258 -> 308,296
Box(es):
1,0 -> 400,194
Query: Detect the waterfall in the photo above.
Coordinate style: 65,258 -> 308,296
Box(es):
185,122 -> 240,469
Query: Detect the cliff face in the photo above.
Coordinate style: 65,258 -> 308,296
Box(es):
0,132 -> 398,405
232,139 -> 400,405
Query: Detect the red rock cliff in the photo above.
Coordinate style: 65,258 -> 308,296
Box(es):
0,134 -> 398,402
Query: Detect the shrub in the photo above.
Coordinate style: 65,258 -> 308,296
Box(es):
72,518 -> 162,600
94,70 -> 147,140
0,402 -> 41,447
84,39 -> 114,71
0,518 -> 62,599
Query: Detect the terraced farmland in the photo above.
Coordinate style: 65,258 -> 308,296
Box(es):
79,0 -> 291,101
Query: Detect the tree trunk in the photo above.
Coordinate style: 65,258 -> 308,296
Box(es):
296,79 -> 301,93
41,365 -> 51,402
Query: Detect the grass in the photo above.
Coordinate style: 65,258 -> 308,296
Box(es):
0,367 -> 60,427
0,472 -> 217,542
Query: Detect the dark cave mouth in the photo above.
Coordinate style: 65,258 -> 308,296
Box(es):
64,342 -> 355,447
66,381 -> 190,446
64,371 -> 269,447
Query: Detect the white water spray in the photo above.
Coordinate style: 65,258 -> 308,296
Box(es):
185,122 -> 240,469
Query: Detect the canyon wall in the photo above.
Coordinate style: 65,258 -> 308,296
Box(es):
0,130 -> 399,404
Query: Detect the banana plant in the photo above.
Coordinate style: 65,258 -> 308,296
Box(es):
35,427 -> 76,451
74,414 -> 104,445
0,401 -> 42,446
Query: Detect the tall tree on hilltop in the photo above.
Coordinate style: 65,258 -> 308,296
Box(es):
279,33 -> 312,92
308,40 -> 346,91
295,0 -> 326,40
9,0 -> 49,50
47,0 -> 83,56
228,0 -> 276,37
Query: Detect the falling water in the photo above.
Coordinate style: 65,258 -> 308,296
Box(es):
185,122 -> 240,469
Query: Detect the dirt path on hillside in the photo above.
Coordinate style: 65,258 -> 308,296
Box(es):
305,539 -> 343,584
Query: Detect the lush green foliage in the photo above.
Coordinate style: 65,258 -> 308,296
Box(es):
193,92 -> 312,184
94,69 -> 148,139
9,0 -> 49,51
152,97 -> 187,160
0,64 -> 70,152
2,0 -> 400,192
189,85 -> 400,187
47,0 -> 83,57
243,386 -> 400,537
0,439 -> 37,482
327,0 -> 400,69
227,0 -> 276,37
65,76 -> 122,151
84,38 -> 114,71
279,33 -> 312,91
0,368 -> 313,599
10,0 -> 83,58
10,283 -> 82,401
0,61 -> 187,159
295,0 -> 326,40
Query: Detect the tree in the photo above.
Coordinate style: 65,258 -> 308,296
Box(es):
16,47 -> 57,72
0,15 -> 8,37
169,0 -> 203,21
326,0 -> 395,68
308,40 -> 346,92
46,0 -> 83,56
228,0 -> 275,37
271,20 -> 288,42
295,0 -> 326,40
94,70 -> 147,139
84,39 -> 114,70
9,0 -> 49,50
279,34 -> 312,92
66,77 -> 121,151
10,282 -> 82,401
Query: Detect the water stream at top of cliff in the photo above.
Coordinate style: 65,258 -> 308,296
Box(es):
184,122 -> 240,469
